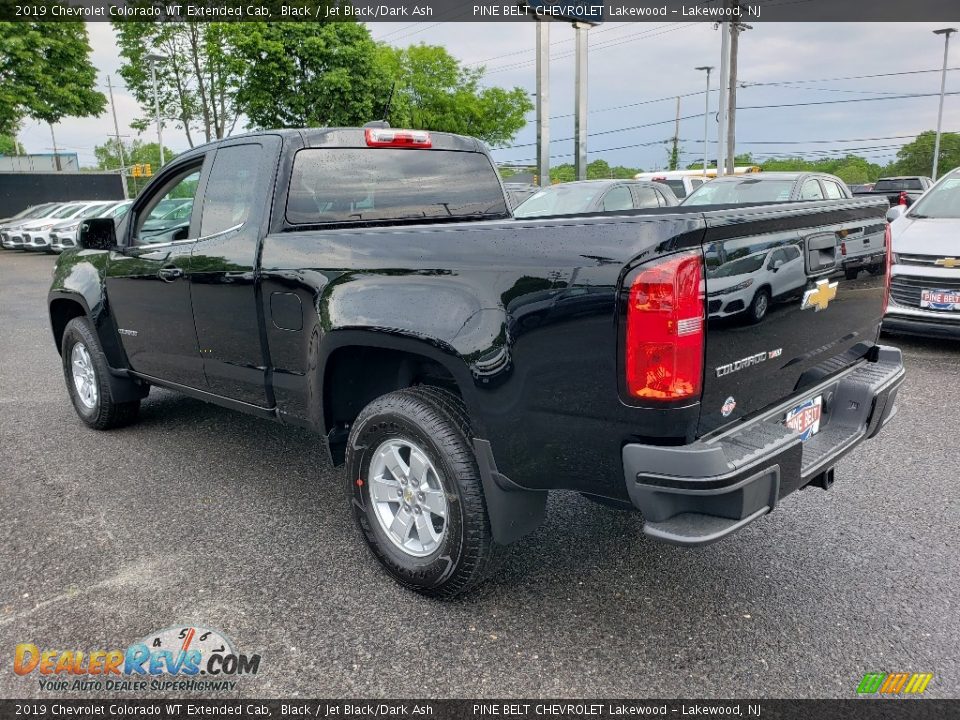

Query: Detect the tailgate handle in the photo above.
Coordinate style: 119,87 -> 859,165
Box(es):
805,233 -> 838,274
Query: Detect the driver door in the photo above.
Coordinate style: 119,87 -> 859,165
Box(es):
105,155 -> 211,388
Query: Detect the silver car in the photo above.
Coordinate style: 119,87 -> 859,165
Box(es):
49,201 -> 131,253
884,168 -> 960,339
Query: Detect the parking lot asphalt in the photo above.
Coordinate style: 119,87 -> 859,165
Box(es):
1,250 -> 958,700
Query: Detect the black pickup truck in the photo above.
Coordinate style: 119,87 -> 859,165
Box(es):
852,176 -> 933,207
49,127 -> 905,598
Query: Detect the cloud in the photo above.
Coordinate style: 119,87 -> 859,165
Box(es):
15,20 -> 959,173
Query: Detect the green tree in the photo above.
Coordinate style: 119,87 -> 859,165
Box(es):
94,138 -> 176,170
385,43 -> 532,147
887,130 -> 960,177
114,22 -> 240,148
226,22 -> 391,129
95,138 -> 178,195
0,134 -> 24,155
0,22 -> 105,143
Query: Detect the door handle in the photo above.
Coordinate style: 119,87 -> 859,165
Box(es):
158,266 -> 184,282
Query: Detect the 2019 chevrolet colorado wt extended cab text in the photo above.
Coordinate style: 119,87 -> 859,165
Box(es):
49,127 -> 905,598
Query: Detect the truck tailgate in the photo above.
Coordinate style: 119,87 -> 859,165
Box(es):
698,201 -> 889,437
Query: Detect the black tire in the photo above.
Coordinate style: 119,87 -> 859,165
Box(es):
61,316 -> 142,430
747,287 -> 771,324
844,267 -> 859,281
346,386 -> 505,599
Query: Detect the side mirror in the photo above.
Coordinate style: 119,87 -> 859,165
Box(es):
885,205 -> 906,223
771,259 -> 784,271
78,218 -> 118,250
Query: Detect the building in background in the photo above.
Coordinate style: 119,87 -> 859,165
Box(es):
0,153 -> 80,173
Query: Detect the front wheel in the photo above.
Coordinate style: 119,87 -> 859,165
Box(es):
346,386 -> 504,599
61,317 -> 142,430
747,288 -> 770,324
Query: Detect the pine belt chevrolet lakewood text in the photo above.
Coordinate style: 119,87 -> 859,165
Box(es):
49,127 -> 905,598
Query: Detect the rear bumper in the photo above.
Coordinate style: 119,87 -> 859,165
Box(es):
622,345 -> 905,546
842,253 -> 883,271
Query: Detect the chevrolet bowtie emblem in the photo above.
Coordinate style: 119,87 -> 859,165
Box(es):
935,258 -> 960,269
802,279 -> 839,312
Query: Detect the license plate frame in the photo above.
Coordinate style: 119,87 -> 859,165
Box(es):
785,395 -> 823,442
920,288 -> 960,311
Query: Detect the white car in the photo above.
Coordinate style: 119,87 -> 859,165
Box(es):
0,203 -> 63,249
21,202 -> 109,252
48,201 -> 131,253
707,245 -> 806,323
884,168 -> 960,340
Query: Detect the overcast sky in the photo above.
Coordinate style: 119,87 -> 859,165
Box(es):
16,21 -> 960,172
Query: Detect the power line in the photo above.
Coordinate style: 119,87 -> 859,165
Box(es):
466,21 -> 690,68
484,23 -> 700,75
500,90 -> 960,151
541,66 -> 960,121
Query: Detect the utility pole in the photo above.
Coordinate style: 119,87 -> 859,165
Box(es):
49,124 -> 61,171
145,52 -> 166,167
726,19 -> 751,176
696,66 -> 714,177
716,22 -> 731,176
107,75 -> 129,199
932,28 -> 957,180
574,22 -> 589,181
536,21 -> 550,187
670,96 -> 681,170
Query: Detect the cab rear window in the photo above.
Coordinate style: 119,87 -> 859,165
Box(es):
286,148 -> 509,225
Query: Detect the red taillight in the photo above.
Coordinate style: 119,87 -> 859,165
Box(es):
898,191 -> 908,206
625,251 -> 705,402
883,223 -> 893,312
840,241 -> 847,257
364,128 -> 432,148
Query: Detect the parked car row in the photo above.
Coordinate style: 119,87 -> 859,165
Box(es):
509,168 -> 958,337
0,200 -> 131,253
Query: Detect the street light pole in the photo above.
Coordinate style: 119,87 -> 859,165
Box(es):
536,20 -> 550,187
573,22 -> 589,181
145,51 -> 166,167
696,66 -> 714,177
932,28 -> 957,181
716,22 -> 731,177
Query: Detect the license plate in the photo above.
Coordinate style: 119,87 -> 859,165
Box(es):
921,288 -> 960,311
785,396 -> 822,442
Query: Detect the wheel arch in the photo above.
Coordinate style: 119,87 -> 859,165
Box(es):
49,294 -> 89,356
318,330 -> 481,466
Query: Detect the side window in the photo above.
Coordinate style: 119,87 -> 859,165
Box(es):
824,181 -> 845,199
200,144 -> 263,237
768,249 -> 787,268
601,186 -> 634,212
783,246 -> 802,262
799,179 -> 825,200
633,186 -> 661,209
134,165 -> 202,246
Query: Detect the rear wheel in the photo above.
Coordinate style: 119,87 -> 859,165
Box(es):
844,267 -> 859,281
61,317 -> 142,430
346,386 -> 504,598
